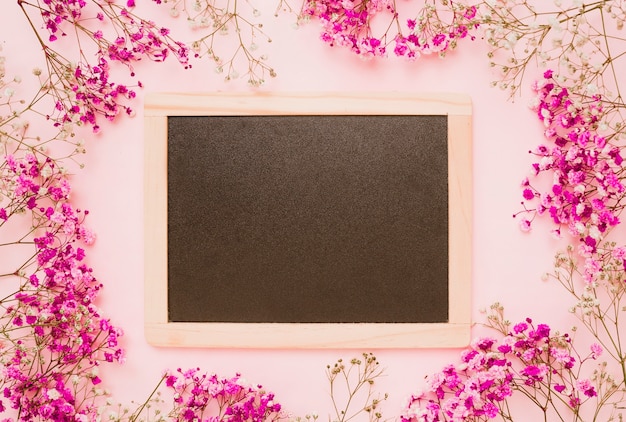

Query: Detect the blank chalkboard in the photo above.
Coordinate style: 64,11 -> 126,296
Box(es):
168,114 -> 448,323
144,92 -> 472,348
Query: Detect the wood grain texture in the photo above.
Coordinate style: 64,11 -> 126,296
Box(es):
144,92 -> 473,117
144,92 -> 472,348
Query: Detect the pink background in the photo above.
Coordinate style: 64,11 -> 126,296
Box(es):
1,1 -> 581,418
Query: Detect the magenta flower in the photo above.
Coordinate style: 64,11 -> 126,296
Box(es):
519,70 -> 624,247
163,368 -> 285,421
403,318 -> 584,421
303,0 -> 479,60
20,0 -> 190,131
0,152 -> 125,420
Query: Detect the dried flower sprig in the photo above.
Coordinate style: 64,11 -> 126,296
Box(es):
9,0 -> 626,421
299,0 -> 480,59
402,305 -> 619,422
0,68 -> 118,421
482,2 -> 626,243
163,368 -> 285,421
0,20 -> 289,420
18,0 -> 190,132
160,0 -> 278,86
0,148 -> 124,421
504,16 -> 626,412
0,7 -> 241,418
517,70 -> 625,245
481,0 -> 626,101
546,243 -> 626,386
326,353 -> 388,422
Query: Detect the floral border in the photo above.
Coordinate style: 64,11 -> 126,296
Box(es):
1,0 -> 626,420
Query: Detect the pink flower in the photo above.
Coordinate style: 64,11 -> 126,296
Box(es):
519,218 -> 532,232
404,319 -> 582,421
575,379 -> 597,398
590,343 -> 603,359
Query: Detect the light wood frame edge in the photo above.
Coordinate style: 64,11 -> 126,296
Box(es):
144,92 -> 472,349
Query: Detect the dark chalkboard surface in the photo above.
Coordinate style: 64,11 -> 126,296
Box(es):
168,115 -> 448,323
144,92 -> 472,348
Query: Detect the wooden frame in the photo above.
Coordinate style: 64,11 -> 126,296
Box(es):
144,92 -> 472,348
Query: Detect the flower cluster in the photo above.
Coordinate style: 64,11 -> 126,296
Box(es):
162,0 -> 276,86
20,0 -> 189,132
0,152 -> 124,420
481,0 -> 626,98
326,353 -> 387,421
500,7 -> 626,417
300,0 -> 480,59
35,0 -> 88,42
6,0 -> 626,421
163,368 -> 285,421
0,11 -> 292,420
547,243 -> 626,378
44,56 -> 137,133
402,316 -> 600,421
91,5 -> 190,68
517,70 -> 625,253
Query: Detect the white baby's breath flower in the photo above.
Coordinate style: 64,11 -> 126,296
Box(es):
505,32 -> 519,48
11,119 -> 28,130
549,17 -> 563,31
586,83 -> 599,95
588,225 -> 601,241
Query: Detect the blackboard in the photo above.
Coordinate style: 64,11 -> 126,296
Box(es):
144,92 -> 472,348
168,115 -> 448,323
